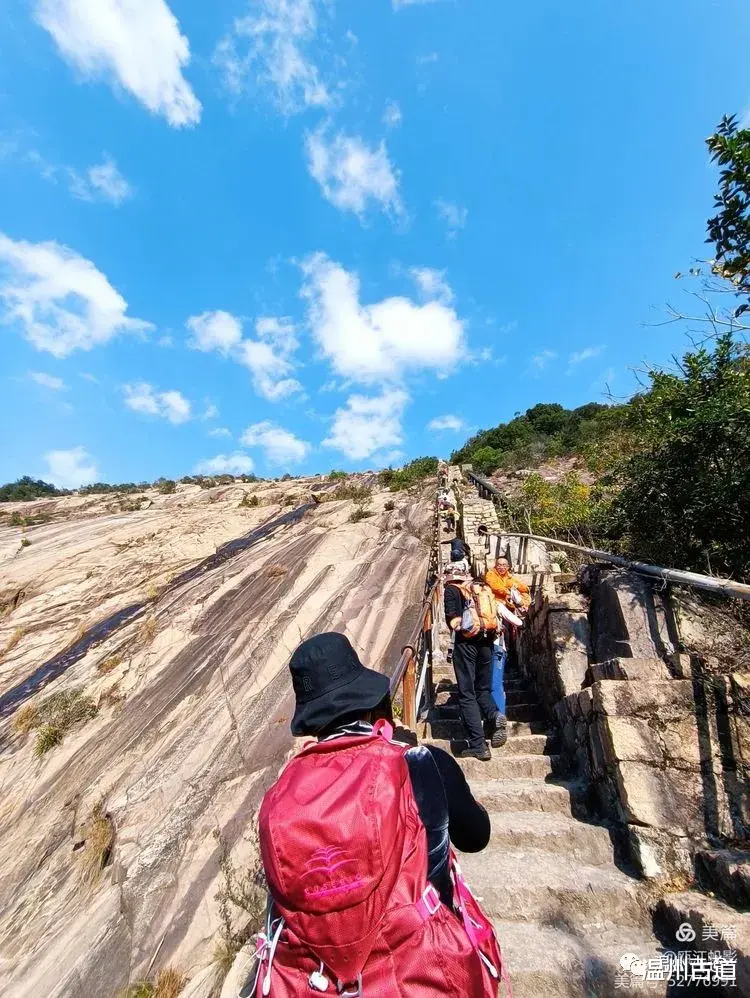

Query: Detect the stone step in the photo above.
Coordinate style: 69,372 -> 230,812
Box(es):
485,810 -> 615,866
493,921 -> 670,998
428,708 -> 546,739
695,848 -> 750,907
469,778 -> 582,816
655,891 -> 750,995
459,846 -> 648,927
434,687 -> 537,709
425,717 -> 549,739
423,740 -> 561,780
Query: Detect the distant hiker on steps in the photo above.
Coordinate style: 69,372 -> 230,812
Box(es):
252,632 -> 504,996
443,563 -> 505,761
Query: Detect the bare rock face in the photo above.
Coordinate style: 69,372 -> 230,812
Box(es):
0,479 -> 432,996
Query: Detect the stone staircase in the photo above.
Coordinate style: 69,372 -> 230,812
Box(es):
421,650 -> 675,997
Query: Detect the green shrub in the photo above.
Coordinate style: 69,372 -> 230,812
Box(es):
328,470 -> 347,480
20,537 -> 32,548
155,479 -> 176,495
350,507 -> 373,523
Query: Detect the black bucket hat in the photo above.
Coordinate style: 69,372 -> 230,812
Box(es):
289,632 -> 390,736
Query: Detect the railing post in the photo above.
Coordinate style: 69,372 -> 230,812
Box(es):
403,650 -> 416,730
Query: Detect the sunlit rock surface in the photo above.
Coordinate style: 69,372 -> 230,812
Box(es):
0,478 -> 431,996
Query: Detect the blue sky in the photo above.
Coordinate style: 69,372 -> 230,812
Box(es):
1,0 -> 749,487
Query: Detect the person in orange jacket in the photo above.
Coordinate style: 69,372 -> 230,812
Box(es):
484,557 -> 530,741
485,556 -> 531,612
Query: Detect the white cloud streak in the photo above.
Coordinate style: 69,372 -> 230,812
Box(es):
531,350 -> 557,371
382,100 -> 402,128
241,421 -> 310,465
0,232 -> 153,357
306,125 -> 402,218
427,414 -> 464,432
29,371 -> 66,390
301,253 -> 465,383
69,156 -> 133,204
35,0 -> 201,127
208,427 -> 232,439
214,0 -> 330,114
123,382 -> 191,423
435,198 -> 467,238
410,266 -> 453,304
567,346 -> 604,370
44,446 -> 98,488
324,389 -> 408,461
194,453 -> 254,475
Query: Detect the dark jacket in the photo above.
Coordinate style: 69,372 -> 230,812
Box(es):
450,537 -> 471,562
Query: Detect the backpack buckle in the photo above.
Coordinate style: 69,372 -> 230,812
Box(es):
421,883 -> 441,916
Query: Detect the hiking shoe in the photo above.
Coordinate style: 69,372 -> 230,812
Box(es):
490,713 -> 508,749
458,744 -> 491,762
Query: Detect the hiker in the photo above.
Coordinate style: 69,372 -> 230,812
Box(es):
485,556 -> 531,613
443,563 -> 505,759
450,535 -> 471,570
253,632 -> 504,996
485,558 -> 530,732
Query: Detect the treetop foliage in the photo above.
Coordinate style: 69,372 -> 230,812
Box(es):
706,115 -> 750,311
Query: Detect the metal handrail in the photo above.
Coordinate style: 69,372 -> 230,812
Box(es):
388,504 -> 442,727
466,470 -> 750,603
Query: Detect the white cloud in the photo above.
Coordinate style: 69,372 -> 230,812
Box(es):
44,446 -> 98,488
531,350 -> 557,371
240,421 -> 310,465
568,346 -> 604,370
382,100 -> 402,128
194,452 -> 254,476
80,372 -> 99,383
324,389 -> 408,461
69,156 -> 133,204
29,371 -> 66,390
394,0 -> 442,7
186,310 -> 243,356
185,310 -> 301,402
35,0 -> 201,127
214,0 -> 330,114
237,316 -> 302,401
301,253 -> 464,384
123,382 -> 191,423
202,403 -> 219,420
410,266 -> 453,305
306,125 -> 402,218
428,414 -> 464,432
208,426 -> 232,439
435,198 -> 467,239
0,232 -> 153,357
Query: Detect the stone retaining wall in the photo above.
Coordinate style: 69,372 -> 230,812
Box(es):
517,565 -> 750,880
555,677 -> 749,878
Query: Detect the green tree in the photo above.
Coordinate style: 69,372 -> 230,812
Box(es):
613,335 -> 750,579
706,115 -> 750,310
0,476 -> 63,502
470,446 -> 502,475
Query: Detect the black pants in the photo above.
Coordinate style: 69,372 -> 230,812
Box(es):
453,634 -> 498,751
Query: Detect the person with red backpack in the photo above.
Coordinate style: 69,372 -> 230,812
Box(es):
443,563 -> 505,760
251,631 -> 506,997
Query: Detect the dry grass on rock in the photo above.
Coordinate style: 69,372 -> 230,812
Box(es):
79,800 -> 115,887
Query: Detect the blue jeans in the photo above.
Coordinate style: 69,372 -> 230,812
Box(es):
491,644 -> 506,715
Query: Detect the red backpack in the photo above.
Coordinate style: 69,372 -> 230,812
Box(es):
251,721 -> 509,996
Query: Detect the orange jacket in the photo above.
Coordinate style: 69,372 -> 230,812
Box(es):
485,568 -> 531,610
